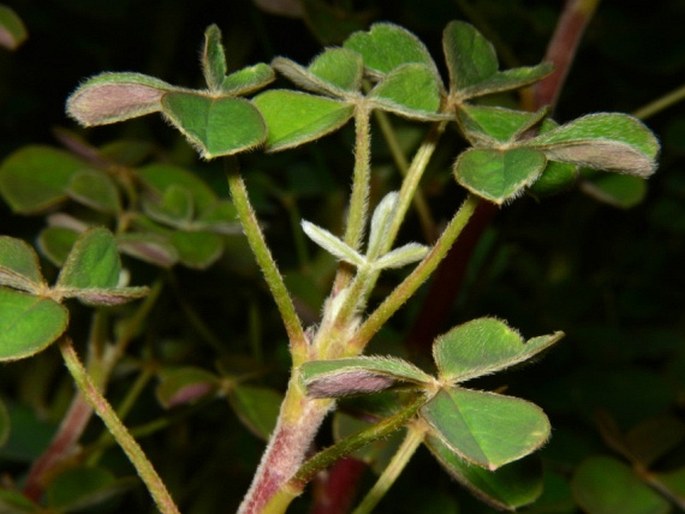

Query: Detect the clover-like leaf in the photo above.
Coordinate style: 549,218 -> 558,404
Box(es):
0,287 -> 68,361
300,356 -> 434,398
67,170 -> 121,214
222,63 -> 275,96
425,436 -> 544,511
67,72 -> 176,126
443,21 -> 552,99
0,237 -> 46,293
253,90 -> 354,151
443,20 -> 498,91
202,24 -> 228,92
55,227 -> 148,306
0,146 -> 85,214
529,113 -> 660,177
421,387 -> 551,470
344,23 -> 440,80
454,148 -> 547,205
161,93 -> 267,159
56,228 -> 121,290
301,220 -> 366,267
368,63 -> 444,120
457,105 -> 548,145
0,5 -> 28,50
272,48 -> 363,97
433,318 -> 563,383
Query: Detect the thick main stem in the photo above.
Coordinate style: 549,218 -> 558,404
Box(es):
237,378 -> 333,514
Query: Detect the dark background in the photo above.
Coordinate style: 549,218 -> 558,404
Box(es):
1,1 -> 684,512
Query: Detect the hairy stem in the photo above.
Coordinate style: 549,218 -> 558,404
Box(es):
59,337 -> 180,514
226,158 -> 308,365
373,109 -> 437,242
237,378 -> 333,514
351,423 -> 425,514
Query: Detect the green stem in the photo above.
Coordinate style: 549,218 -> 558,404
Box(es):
59,337 -> 180,514
225,158 -> 308,365
291,396 -> 425,490
332,104 -> 373,293
349,194 -> 479,354
114,278 -> 164,360
351,424 -> 425,514
373,109 -> 437,242
381,121 -> 447,255
633,82 -> 685,120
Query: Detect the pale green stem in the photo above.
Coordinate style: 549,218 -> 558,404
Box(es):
114,278 -> 164,360
381,121 -> 447,256
87,365 -> 156,466
59,337 -> 180,514
349,194 -> 480,354
226,159 -> 308,365
343,104 -> 372,252
351,424 -> 425,514
332,104 -> 373,292
633,82 -> 685,120
373,109 -> 437,242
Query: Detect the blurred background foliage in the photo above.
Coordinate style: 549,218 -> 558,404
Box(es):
0,0 -> 684,512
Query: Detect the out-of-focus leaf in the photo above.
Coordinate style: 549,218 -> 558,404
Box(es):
137,163 -> 217,216
161,93 -> 267,159
228,384 -> 282,440
37,227 -> 79,267
571,456 -> 670,514
580,172 -> 647,209
0,288 -> 68,361
625,416 -> 685,467
170,231 -> 224,269
117,232 -> 179,268
0,398 -> 9,448
529,160 -> 578,199
156,367 -> 219,409
425,435 -> 544,510
46,466 -> 133,512
253,90 -> 353,151
0,6 -> 28,50
67,170 -> 121,214
0,146 -> 85,214
0,488 -> 40,512
421,387 -> 551,470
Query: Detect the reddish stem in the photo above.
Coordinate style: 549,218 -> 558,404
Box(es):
309,458 -> 367,514
23,394 -> 93,500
